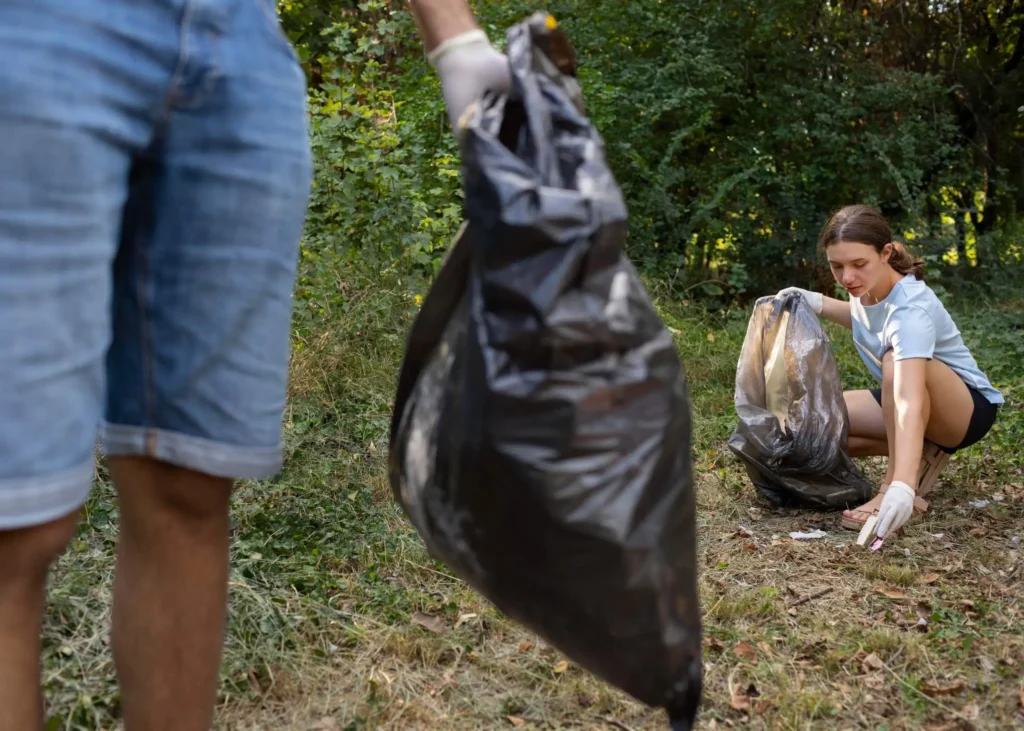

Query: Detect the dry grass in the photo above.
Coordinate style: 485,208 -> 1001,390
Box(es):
41,285 -> 1024,730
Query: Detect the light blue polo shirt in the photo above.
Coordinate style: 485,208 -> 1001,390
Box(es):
850,275 -> 1003,405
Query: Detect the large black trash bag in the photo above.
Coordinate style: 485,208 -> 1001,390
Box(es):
727,291 -> 872,510
388,12 -> 702,729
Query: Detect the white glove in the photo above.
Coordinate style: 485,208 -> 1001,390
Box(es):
875,481 -> 916,539
775,286 -> 823,314
427,30 -> 512,136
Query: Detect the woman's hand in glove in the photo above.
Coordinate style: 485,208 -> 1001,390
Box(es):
775,287 -> 823,314
428,30 -> 511,137
875,481 -> 916,539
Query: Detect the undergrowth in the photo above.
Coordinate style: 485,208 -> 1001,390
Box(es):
42,265 -> 1024,730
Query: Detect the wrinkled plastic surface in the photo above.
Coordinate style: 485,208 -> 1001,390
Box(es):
388,12 -> 702,727
728,292 -> 872,510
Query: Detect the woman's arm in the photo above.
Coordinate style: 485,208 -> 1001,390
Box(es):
818,296 -> 852,329
775,288 -> 852,329
889,357 -> 929,488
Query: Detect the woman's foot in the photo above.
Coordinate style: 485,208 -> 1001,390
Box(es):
841,441 -> 952,531
841,487 -> 889,530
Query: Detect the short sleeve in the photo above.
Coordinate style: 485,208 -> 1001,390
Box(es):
886,305 -> 936,361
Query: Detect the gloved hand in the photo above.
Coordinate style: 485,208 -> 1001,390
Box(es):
875,481 -> 916,539
775,286 -> 823,314
427,29 -> 511,137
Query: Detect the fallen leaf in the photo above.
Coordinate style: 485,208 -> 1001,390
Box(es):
310,718 -> 342,731
729,683 -> 761,712
703,636 -> 726,653
732,642 -> 758,663
919,573 -> 941,585
919,679 -> 966,697
507,717 -> 526,728
246,668 -> 264,696
455,613 -> 478,629
411,611 -> 447,635
970,527 -> 989,537
875,587 -> 910,600
861,653 -> 885,673
553,660 -> 569,674
518,641 -> 534,653
960,703 -> 980,721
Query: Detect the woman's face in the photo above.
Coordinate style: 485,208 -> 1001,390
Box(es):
826,240 -> 892,299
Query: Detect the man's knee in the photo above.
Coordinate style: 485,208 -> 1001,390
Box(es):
110,457 -> 231,540
0,511 -> 79,587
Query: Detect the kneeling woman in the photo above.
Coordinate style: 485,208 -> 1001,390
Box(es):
779,205 -> 1003,540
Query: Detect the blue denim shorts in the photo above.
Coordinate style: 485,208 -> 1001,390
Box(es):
0,0 -> 312,529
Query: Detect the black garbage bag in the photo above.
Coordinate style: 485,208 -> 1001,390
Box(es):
388,12 -> 702,729
727,291 -> 872,510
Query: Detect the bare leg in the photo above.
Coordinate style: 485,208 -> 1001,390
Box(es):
0,511 -> 80,730
843,353 -> 975,527
845,389 -> 888,458
848,434 -> 888,458
110,457 -> 232,731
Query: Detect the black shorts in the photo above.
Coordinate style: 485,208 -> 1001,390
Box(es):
870,383 -> 999,454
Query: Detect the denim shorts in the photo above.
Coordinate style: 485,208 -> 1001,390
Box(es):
0,0 -> 312,529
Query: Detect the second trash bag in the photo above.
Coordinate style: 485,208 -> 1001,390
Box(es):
728,291 -> 873,510
388,12 -> 702,729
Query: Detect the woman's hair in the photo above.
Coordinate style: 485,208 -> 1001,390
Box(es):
818,204 -> 925,280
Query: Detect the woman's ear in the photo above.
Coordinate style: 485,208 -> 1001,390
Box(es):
883,242 -> 895,263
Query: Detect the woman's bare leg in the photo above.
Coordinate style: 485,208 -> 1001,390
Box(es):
845,390 -> 888,457
843,353 -> 975,526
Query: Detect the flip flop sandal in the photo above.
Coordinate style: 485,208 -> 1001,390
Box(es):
840,490 -> 930,531
840,441 -> 950,531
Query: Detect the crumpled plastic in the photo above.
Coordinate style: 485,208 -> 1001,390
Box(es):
727,291 -> 873,510
388,12 -> 702,729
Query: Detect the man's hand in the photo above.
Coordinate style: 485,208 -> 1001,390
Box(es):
409,1 -> 511,136
428,30 -> 511,134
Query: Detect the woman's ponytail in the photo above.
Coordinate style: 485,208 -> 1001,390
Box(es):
888,242 -> 925,280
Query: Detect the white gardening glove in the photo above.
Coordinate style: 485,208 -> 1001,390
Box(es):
775,286 -> 823,314
875,481 -> 916,539
427,30 -> 512,137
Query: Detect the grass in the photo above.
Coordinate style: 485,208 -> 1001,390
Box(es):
42,269 -> 1024,730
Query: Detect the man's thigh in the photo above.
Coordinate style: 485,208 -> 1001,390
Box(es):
0,1 -> 173,529
102,0 -> 313,481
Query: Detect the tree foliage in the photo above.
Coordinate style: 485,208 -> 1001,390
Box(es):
277,0 -> 1024,302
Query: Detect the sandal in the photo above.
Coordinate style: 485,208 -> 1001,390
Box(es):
840,440 -> 951,531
